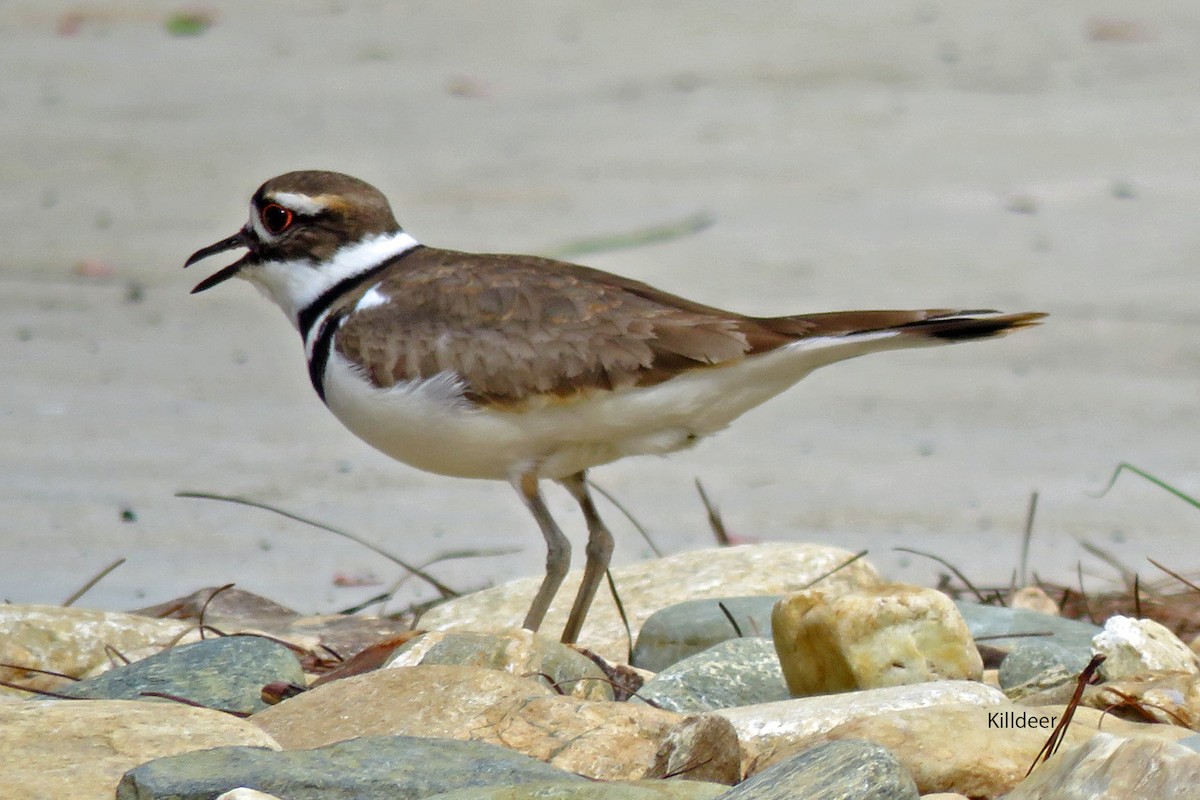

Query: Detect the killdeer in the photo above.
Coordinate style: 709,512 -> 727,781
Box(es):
185,170 -> 1044,644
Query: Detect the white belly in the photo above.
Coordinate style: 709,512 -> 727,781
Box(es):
321,330 -> 906,481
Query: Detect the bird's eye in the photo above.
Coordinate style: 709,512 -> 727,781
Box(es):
260,203 -> 294,235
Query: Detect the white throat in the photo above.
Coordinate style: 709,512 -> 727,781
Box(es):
244,230 -> 420,327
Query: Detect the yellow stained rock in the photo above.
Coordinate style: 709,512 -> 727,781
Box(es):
772,583 -> 982,696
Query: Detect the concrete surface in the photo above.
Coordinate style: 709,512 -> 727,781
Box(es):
3,1 -> 1199,613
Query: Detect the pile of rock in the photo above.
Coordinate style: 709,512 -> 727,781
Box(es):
4,543 -> 1200,799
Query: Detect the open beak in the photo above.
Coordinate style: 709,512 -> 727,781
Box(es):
184,228 -> 252,294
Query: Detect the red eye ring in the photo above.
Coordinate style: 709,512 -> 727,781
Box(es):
260,203 -> 294,235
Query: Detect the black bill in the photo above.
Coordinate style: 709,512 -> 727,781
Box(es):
184,228 -> 251,293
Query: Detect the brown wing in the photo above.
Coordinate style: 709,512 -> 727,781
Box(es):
332,246 -> 1042,408
333,248 -> 775,407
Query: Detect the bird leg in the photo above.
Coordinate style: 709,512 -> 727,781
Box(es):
558,471 -> 615,645
513,469 -> 571,633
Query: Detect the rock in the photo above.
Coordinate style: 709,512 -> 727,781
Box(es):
252,664 -> 741,783
117,736 -> 583,800
254,664 -> 552,747
134,587 -> 301,621
954,602 -> 1100,655
1092,616 -> 1200,680
1086,671 -> 1200,728
419,544 -> 881,661
773,584 -> 982,696
0,699 -> 279,800
714,680 -> 1006,772
632,596 -> 780,671
787,703 -> 1092,796
387,628 -> 612,700
1181,733 -> 1200,753
779,702 -> 1194,797
635,637 -> 789,713
719,740 -> 918,800
650,714 -> 742,784
1005,733 -> 1200,799
1009,586 -> 1059,616
999,639 -> 1093,698
0,604 -> 195,694
216,791 -> 284,800
419,780 -> 729,799
58,635 -> 305,714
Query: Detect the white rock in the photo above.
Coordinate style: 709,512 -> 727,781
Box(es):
1092,616 -> 1200,680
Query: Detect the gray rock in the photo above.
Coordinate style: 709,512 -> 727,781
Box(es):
59,635 -> 304,714
954,602 -> 1101,654
998,639 -> 1093,695
636,637 -> 789,713
718,740 -> 919,800
117,735 -> 584,800
424,780 -> 729,799
632,596 -> 780,672
1180,734 -> 1200,754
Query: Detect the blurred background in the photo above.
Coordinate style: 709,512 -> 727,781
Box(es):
3,1 -> 1199,613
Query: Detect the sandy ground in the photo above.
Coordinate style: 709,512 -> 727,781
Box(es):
3,1 -> 1200,615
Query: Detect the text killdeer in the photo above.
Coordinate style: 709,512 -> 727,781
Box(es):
185,170 -> 1044,644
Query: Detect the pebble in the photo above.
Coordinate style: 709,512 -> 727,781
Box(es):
998,639 -> 1094,698
632,596 -> 780,671
58,635 -> 305,714
387,628 -> 613,700
117,735 -> 583,800
252,664 -> 741,783
720,740 -> 918,800
1009,586 -> 1060,616
773,584 -> 982,696
714,680 -> 1006,772
1005,733 -> 1200,799
418,544 -> 881,661
1,699 -> 278,800
1092,615 -> 1200,680
635,636 -> 790,713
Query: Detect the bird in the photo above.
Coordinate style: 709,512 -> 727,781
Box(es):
185,169 -> 1044,644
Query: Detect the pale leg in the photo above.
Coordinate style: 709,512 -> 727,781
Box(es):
558,471 -> 614,645
513,469 -> 571,632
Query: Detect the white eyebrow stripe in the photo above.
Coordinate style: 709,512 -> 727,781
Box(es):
267,192 -> 330,215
